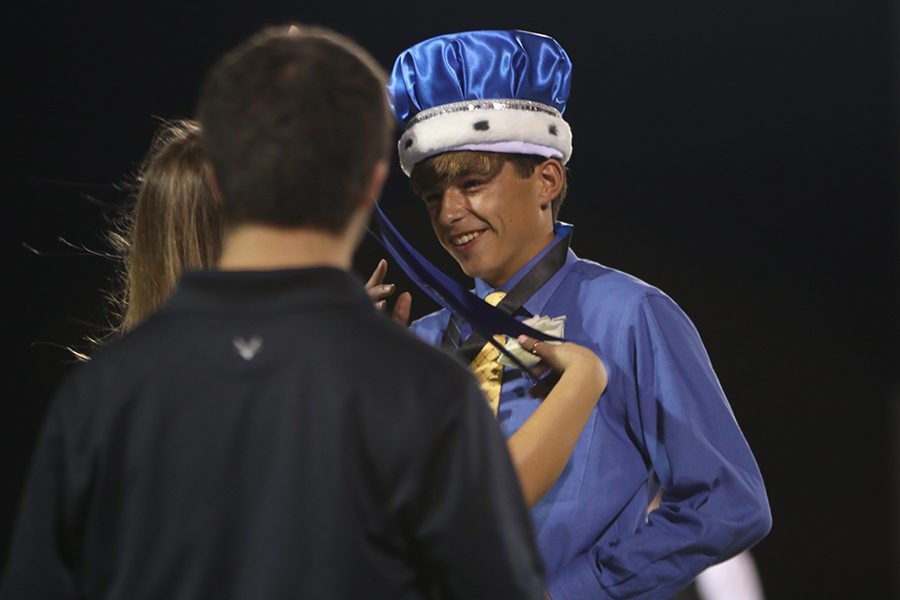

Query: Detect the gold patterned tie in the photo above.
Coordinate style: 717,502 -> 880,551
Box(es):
468,291 -> 507,416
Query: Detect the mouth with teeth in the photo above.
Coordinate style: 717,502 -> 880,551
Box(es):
450,229 -> 487,248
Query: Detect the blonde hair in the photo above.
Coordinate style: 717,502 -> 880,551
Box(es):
107,118 -> 222,333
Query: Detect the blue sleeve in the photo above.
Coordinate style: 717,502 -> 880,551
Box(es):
550,293 -> 772,600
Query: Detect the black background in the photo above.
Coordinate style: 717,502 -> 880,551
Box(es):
12,1 -> 900,597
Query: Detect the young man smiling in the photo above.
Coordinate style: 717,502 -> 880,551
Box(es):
417,154 -> 564,286
386,30 -> 772,599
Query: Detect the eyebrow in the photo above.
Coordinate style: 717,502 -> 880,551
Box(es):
412,162 -> 493,196
449,169 -> 491,186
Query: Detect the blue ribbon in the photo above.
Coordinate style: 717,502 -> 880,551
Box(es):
368,204 -> 563,378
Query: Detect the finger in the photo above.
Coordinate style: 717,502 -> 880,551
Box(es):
365,259 -> 387,289
392,291 -> 412,326
375,300 -> 387,311
517,335 -> 564,372
517,335 -> 546,355
366,283 -> 396,302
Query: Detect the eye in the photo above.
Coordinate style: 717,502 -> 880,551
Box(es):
460,178 -> 484,191
422,192 -> 441,205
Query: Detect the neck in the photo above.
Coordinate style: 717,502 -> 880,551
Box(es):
218,225 -> 355,271
485,229 -> 557,288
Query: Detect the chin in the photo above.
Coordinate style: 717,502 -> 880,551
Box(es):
453,254 -> 497,282
458,264 -> 477,278
457,262 -> 483,280
465,267 -> 499,283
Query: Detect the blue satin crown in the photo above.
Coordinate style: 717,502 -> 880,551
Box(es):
388,30 -> 574,176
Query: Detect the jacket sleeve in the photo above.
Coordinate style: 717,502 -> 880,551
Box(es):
1,393 -> 80,600
549,293 -> 772,600
407,374 -> 548,600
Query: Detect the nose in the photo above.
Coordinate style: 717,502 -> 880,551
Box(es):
437,187 -> 468,227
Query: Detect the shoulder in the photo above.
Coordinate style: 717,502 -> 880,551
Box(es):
563,255 -> 678,318
347,309 -> 475,391
45,339 -> 138,429
569,255 -> 660,296
408,307 -> 451,347
346,312 -> 489,437
550,256 -> 706,363
59,320 -> 161,388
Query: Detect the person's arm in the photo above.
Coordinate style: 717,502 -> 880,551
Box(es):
506,337 -> 608,507
405,373 -> 547,600
1,394 -> 80,600
548,294 -> 772,600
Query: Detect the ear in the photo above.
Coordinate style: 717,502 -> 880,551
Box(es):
360,159 -> 389,210
536,159 -> 564,210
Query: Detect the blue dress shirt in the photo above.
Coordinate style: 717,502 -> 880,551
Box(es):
410,231 -> 771,599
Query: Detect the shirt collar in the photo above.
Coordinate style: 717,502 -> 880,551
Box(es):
165,267 -> 371,314
522,248 -> 578,316
473,222 -> 574,301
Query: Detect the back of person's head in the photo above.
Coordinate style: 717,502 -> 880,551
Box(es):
110,118 -> 222,333
197,24 -> 393,234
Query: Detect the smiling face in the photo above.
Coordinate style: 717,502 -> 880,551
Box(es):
411,152 -> 561,287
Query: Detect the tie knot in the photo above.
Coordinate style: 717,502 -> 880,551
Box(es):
485,291 -> 506,307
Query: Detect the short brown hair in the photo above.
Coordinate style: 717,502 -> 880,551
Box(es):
409,152 -> 568,219
197,25 -> 393,233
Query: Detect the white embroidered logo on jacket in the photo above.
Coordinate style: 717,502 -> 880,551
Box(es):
233,336 -> 263,361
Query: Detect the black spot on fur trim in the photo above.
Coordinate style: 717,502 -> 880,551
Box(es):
548,125 -> 558,136
404,138 -> 413,149
473,120 -> 490,131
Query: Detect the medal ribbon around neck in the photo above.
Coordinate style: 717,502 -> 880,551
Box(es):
367,204 -> 564,380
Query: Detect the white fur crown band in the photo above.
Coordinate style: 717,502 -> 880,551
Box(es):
397,99 -> 573,177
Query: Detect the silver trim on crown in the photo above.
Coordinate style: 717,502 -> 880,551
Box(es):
406,99 -> 562,129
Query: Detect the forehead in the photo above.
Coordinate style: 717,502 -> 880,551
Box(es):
410,151 -> 506,193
